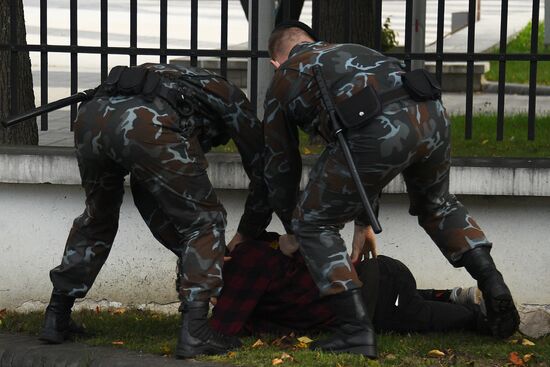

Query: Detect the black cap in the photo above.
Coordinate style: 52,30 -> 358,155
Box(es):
272,20 -> 318,42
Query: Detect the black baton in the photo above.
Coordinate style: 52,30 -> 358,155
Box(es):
312,65 -> 382,234
1,88 -> 96,128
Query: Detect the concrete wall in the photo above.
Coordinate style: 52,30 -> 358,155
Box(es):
1,148 -> 549,311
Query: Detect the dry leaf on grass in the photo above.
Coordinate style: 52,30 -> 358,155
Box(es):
227,351 -> 237,358
427,349 -> 445,358
294,342 -> 308,349
523,353 -> 534,362
297,336 -> 313,344
281,352 -> 294,361
521,338 -> 535,346
272,358 -> 284,365
111,307 -> 127,315
509,352 -> 524,366
385,353 -> 397,361
252,339 -> 265,348
111,340 -> 125,345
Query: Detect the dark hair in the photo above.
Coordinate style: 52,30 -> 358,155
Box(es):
268,21 -> 318,59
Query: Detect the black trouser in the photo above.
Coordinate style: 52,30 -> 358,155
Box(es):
359,256 -> 479,333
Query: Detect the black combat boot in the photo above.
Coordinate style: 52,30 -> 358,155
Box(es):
462,247 -> 520,338
39,292 -> 86,344
310,289 -> 377,359
175,301 -> 241,359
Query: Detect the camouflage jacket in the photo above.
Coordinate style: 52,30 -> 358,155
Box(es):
261,42 -> 406,232
140,63 -> 273,237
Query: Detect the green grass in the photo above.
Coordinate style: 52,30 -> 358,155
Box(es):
212,114 -> 550,158
450,113 -> 550,157
485,21 -> 550,85
1,309 -> 549,366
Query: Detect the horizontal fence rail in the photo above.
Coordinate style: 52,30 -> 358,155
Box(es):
0,0 -> 547,140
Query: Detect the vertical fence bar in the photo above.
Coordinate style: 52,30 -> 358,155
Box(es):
130,0 -> 137,66
190,0 -> 198,67
435,0 -> 445,85
70,0 -> 78,128
100,0 -> 108,81
404,0 -> 413,70
282,0 -> 291,21
250,0 -> 259,114
464,0 -> 476,140
496,0 -> 509,141
40,0 -> 48,130
9,0 -> 18,116
346,0 -> 352,42
528,0 -> 540,141
160,0 -> 167,64
374,0 -> 382,51
312,0 -> 320,35
220,0 -> 228,78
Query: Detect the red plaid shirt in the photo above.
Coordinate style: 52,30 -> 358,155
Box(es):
210,235 -> 335,335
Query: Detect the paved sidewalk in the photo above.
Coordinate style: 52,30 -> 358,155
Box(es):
0,333 -> 229,367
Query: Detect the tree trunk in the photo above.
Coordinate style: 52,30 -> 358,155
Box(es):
0,0 -> 38,145
316,0 -> 376,47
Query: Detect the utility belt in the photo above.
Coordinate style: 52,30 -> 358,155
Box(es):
336,68 -> 441,130
95,65 -> 231,151
96,65 -> 198,118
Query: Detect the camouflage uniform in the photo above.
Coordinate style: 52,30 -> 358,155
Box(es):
50,63 -> 272,303
259,42 -> 491,296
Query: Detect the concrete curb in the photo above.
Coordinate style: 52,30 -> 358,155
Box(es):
0,333 -> 230,367
482,81 -> 550,96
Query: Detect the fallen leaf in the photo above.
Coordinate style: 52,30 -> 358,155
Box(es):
509,352 -> 524,366
427,349 -> 445,358
385,353 -> 397,361
509,339 -> 519,344
227,351 -> 237,358
112,340 -> 125,345
481,139 -> 489,145
272,358 -> 284,365
523,353 -> 534,362
252,339 -> 265,348
297,336 -> 313,344
160,344 -> 171,355
521,338 -> 535,346
294,341 -> 308,349
281,352 -> 294,361
272,335 -> 294,347
111,307 -> 127,315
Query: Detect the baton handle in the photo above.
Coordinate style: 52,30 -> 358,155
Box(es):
312,65 -> 382,234
1,88 -> 96,128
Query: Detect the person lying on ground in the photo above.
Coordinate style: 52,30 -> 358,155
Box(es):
211,231 -> 489,337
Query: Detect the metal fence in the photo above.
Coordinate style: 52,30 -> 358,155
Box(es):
0,0 -> 546,140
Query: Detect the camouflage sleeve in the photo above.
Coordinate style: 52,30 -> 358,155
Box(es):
210,81 -> 274,238
262,73 -> 303,234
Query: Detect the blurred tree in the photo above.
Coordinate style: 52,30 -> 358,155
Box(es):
0,0 -> 38,145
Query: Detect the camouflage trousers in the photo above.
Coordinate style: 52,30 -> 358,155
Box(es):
292,98 -> 491,296
49,95 -> 226,303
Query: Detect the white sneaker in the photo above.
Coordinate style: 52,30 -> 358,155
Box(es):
450,286 -> 483,306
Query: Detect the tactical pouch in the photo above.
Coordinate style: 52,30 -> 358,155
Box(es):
401,68 -> 441,101
101,65 -> 160,101
336,86 -> 382,129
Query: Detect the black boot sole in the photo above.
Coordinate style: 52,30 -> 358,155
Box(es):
175,344 -> 230,359
38,329 -> 67,344
487,294 -> 520,339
